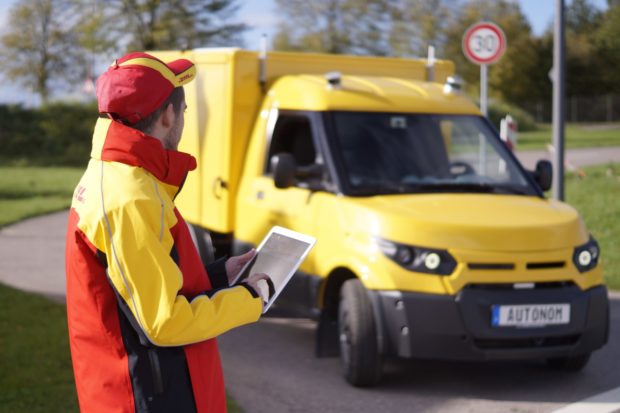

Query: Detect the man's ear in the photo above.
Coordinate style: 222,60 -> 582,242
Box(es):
160,103 -> 175,128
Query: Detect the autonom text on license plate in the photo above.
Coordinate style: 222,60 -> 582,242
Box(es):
491,303 -> 570,327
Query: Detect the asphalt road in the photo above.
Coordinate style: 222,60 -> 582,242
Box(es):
2,147 -> 620,412
220,305 -> 620,413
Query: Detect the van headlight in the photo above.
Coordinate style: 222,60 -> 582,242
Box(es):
377,238 -> 457,275
573,237 -> 600,273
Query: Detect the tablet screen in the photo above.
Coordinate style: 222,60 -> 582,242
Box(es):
234,227 -> 315,313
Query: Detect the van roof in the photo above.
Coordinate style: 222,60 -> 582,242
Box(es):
269,74 -> 481,115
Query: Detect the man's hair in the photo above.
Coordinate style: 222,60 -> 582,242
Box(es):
130,87 -> 185,133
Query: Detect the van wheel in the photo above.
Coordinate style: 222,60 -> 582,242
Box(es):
187,223 -> 215,266
546,353 -> 591,371
338,279 -> 382,387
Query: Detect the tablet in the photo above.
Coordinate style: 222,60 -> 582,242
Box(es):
232,226 -> 316,313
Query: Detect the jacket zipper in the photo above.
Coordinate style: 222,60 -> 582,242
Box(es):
148,349 -> 164,395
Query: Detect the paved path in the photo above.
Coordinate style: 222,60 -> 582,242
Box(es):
0,211 -> 67,302
515,146 -> 620,170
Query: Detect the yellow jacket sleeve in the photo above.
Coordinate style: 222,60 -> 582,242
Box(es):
100,197 -> 262,347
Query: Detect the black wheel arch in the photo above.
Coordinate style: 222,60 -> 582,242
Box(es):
315,268 -> 358,358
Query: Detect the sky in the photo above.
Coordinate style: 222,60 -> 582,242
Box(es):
0,0 -> 609,105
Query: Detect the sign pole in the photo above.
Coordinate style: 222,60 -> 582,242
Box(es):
480,64 -> 488,117
552,0 -> 565,201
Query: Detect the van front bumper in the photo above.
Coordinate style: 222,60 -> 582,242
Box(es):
369,284 -> 609,360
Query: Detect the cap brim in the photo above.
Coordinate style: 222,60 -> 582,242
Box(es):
167,59 -> 196,86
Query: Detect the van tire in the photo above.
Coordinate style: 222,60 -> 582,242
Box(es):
187,223 -> 215,266
546,353 -> 591,371
338,279 -> 382,387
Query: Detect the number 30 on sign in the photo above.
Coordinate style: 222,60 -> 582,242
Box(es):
462,22 -> 507,65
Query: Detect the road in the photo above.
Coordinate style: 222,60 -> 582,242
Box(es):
1,147 -> 620,412
515,146 -> 620,170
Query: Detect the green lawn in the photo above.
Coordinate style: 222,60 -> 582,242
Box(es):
518,123 -> 620,151
0,166 -> 83,228
0,284 -> 79,412
565,163 -> 620,289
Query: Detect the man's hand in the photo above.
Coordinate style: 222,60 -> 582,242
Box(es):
225,249 -> 256,285
243,273 -> 272,306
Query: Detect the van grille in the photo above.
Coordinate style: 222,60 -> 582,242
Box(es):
474,335 -> 579,350
526,261 -> 566,270
468,263 -> 515,270
464,281 -> 575,291
466,261 -> 567,271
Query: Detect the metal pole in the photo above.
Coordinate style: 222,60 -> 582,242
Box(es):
552,0 -> 565,200
480,64 -> 488,173
480,64 -> 488,117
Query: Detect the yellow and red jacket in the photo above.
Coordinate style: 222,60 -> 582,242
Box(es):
65,118 -> 262,413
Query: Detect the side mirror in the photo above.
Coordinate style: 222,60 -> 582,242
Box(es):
271,153 -> 297,189
532,160 -> 552,191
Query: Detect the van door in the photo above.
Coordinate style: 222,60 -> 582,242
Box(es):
247,111 -> 329,315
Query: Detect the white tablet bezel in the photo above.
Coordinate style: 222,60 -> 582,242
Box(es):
232,226 -> 316,313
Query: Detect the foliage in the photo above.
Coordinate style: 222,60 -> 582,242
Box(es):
0,0 -> 81,103
0,103 -> 97,166
273,0 -> 391,55
90,0 -> 248,51
593,1 -> 620,93
389,0 -> 457,57
0,0 -> 248,103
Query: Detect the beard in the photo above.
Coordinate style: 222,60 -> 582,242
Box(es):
163,117 -> 183,151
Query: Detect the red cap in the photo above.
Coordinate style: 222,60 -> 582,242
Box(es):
96,52 -> 196,125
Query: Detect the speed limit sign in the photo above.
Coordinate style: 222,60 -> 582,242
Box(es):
462,22 -> 506,65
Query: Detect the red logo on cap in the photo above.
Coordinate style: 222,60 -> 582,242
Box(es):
178,73 -> 193,83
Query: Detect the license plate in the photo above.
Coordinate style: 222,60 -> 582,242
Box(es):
491,303 -> 570,327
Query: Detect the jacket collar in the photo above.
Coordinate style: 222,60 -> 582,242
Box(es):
91,118 -> 197,188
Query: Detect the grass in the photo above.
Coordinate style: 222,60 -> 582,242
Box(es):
518,123 -> 620,151
565,163 -> 620,290
0,166 -> 83,228
0,285 -> 78,412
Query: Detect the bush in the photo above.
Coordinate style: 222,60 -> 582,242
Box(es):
488,100 -> 538,132
0,102 -> 97,166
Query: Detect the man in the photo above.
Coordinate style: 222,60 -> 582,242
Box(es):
65,52 -> 269,413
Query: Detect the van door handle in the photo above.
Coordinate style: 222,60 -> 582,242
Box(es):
212,177 -> 228,199
256,190 -> 265,200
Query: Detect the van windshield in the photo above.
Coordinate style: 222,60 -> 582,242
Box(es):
329,112 -> 538,196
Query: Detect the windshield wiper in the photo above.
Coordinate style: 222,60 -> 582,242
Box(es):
400,182 -> 530,195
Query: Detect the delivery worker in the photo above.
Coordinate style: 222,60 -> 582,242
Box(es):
65,52 -> 269,413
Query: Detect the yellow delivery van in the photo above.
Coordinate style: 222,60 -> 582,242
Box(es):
154,49 -> 608,387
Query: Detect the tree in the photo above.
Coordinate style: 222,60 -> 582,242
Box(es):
104,0 -> 248,51
273,0 -> 390,55
388,0 -> 457,58
0,0 -> 80,103
594,1 -> 620,92
563,0 -> 606,96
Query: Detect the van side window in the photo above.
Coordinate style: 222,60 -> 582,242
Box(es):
266,114 -> 318,174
